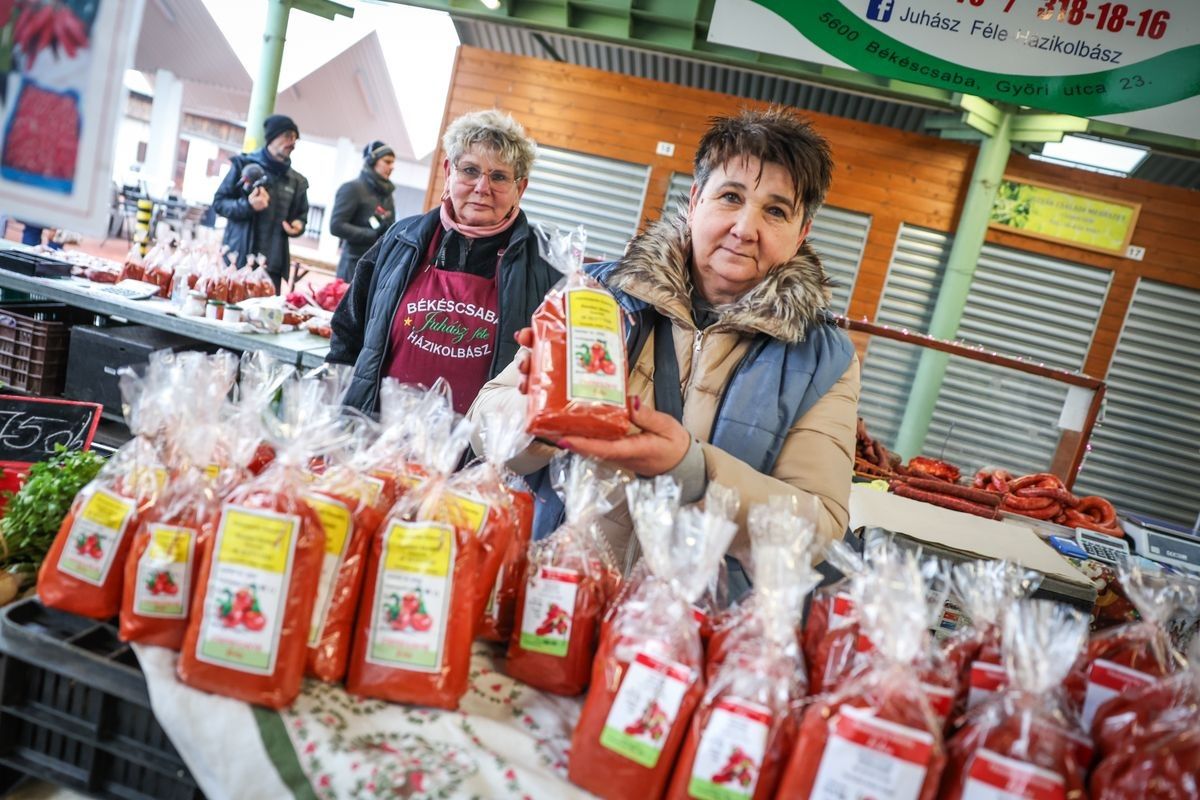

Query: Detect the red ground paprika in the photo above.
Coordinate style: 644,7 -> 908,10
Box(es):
477,485 -> 533,642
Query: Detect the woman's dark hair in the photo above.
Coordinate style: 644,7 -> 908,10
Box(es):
693,107 -> 834,225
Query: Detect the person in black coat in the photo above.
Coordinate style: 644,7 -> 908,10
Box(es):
327,109 -> 557,415
211,114 -> 310,291
329,140 -> 397,281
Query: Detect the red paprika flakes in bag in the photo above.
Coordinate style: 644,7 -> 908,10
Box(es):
346,409 -> 480,710
1063,565 -> 1196,729
569,478 -> 735,800
478,480 -> 533,642
667,495 -> 819,800
178,371 -> 340,709
939,600 -> 1092,800
777,549 -> 949,800
526,223 -> 630,440
505,454 -> 624,696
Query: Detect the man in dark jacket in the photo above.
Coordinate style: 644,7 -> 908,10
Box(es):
330,140 -> 397,281
211,114 -> 310,291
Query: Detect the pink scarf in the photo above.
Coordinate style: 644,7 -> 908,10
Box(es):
440,197 -> 521,239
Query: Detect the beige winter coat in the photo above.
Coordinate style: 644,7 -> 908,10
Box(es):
469,217 -> 860,571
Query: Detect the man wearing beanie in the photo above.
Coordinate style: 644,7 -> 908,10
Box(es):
329,140 -> 397,281
211,113 -> 311,291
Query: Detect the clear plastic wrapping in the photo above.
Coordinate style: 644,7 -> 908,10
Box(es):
525,223 -> 630,440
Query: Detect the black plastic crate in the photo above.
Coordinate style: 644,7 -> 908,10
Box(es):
0,598 -> 203,799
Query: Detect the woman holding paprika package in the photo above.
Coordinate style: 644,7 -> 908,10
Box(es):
470,107 -> 859,580
329,110 -> 557,415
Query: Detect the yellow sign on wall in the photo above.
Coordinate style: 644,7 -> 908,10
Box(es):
989,178 -> 1140,257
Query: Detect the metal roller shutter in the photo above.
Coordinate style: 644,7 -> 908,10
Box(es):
520,146 -> 650,262
860,224 -> 1112,477
664,172 -> 869,314
1075,279 -> 1200,526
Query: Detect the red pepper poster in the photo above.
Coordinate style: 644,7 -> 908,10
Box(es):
0,0 -> 145,235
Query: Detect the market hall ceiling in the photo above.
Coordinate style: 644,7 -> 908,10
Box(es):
451,17 -> 1200,193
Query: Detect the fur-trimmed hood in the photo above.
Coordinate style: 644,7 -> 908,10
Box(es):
607,215 -> 834,343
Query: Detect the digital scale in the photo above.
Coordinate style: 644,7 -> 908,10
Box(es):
1119,512 -> 1200,575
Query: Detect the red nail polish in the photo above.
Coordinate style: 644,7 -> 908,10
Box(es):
633,397 -> 641,411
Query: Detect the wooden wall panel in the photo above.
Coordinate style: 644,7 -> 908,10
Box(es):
430,46 -> 1200,381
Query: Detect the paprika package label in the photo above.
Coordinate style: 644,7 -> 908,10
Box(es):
968,661 -> 1009,711
599,652 -> 694,768
57,489 -> 137,586
303,494 -> 354,645
365,521 -> 453,671
518,566 -> 579,656
687,698 -> 772,800
565,288 -> 626,406
809,706 -> 935,800
1080,658 -> 1156,729
132,524 -> 195,618
195,505 -> 299,674
962,749 -> 1066,800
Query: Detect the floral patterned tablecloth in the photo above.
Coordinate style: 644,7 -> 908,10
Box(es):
134,642 -> 593,800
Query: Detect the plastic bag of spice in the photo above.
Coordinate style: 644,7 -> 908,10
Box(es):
358,379 -> 456,506
775,549 -> 949,800
505,454 -> 624,695
1063,564 -> 1197,729
1088,639 -> 1200,799
569,476 -> 736,800
303,409 -> 390,683
941,560 -> 1041,715
455,394 -> 535,638
666,495 -> 820,800
525,223 -> 630,440
938,599 -> 1093,800
177,374 -> 341,708
119,353 -> 241,648
37,352 -> 180,619
345,410 -> 481,710
801,539 -> 866,694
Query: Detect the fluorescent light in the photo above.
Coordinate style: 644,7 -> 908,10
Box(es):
480,0 -> 501,8
1032,135 -> 1149,177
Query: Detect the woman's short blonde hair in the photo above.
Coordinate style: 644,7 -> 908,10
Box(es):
442,109 -> 538,180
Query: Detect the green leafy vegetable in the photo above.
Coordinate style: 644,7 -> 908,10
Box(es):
0,444 -> 106,582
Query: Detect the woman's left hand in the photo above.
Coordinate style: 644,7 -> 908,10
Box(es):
557,397 -> 691,477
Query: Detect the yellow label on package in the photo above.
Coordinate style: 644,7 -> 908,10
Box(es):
438,491 -> 489,535
566,287 -> 626,405
82,490 -> 136,530
148,526 -> 192,562
383,521 -> 452,577
217,508 -> 298,574
304,494 -> 353,556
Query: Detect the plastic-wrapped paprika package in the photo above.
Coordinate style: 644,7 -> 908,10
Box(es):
177,372 -> 336,709
360,379 -> 456,506
478,478 -> 534,642
569,477 -> 736,800
304,411 -> 389,683
938,600 -> 1092,800
800,540 -> 865,694
1089,639 -> 1200,800
38,353 -> 178,619
776,549 -> 949,800
345,410 -> 481,710
446,397 -> 533,631
232,350 -> 295,476
505,454 -> 625,696
1063,565 -> 1196,729
941,561 -> 1041,715
666,495 -> 819,800
525,223 -> 630,440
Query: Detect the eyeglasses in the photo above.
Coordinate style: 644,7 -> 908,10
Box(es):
453,163 -> 517,189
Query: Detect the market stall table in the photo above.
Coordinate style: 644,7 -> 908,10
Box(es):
0,248 -> 330,369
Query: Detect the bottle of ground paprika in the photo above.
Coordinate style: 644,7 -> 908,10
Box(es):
525,223 -> 631,441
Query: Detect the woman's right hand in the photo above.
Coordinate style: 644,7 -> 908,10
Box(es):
514,327 -> 533,394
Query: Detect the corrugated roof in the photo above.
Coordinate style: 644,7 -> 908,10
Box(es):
454,17 -> 1198,192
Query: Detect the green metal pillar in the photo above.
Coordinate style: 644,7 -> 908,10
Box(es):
243,0 -> 292,153
892,110 -> 1013,459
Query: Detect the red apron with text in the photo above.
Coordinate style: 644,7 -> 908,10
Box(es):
387,233 -> 500,414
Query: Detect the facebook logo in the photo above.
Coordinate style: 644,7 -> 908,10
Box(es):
866,0 -> 894,21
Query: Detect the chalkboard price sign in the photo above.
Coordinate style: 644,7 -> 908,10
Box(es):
0,395 -> 102,464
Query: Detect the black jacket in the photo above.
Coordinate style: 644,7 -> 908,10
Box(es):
327,208 -> 558,413
330,168 -> 396,280
211,148 -> 309,283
